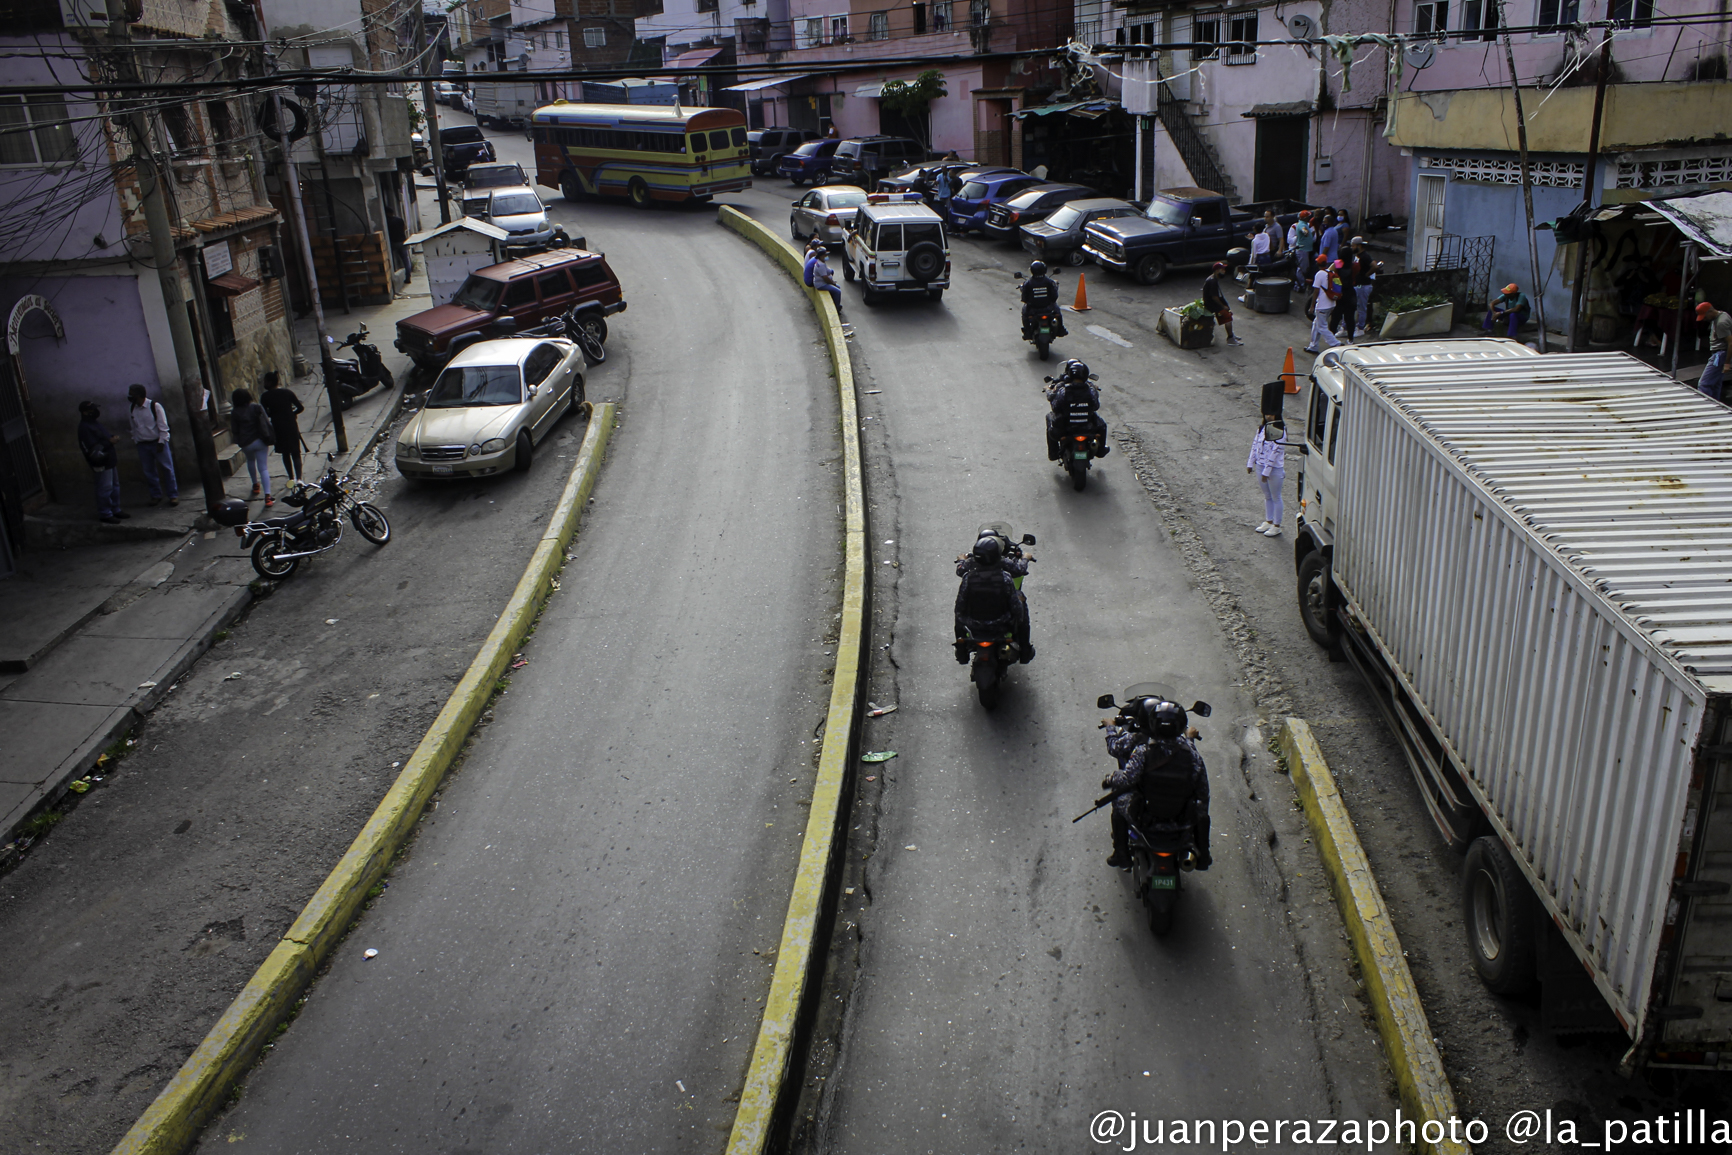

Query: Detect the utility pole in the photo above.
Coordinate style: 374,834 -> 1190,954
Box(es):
415,0 -> 452,225
1497,0 -> 1548,351
102,0 -> 226,509
1567,28 -> 1613,353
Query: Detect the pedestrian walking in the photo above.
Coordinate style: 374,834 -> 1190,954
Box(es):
1306,260 -> 1343,353
1286,211 -> 1316,289
1698,301 -> 1731,402
259,371 -> 306,481
1202,263 -> 1242,346
126,383 -> 178,507
1482,284 -> 1531,338
77,401 -> 128,524
228,387 -> 277,507
1247,413 -> 1287,537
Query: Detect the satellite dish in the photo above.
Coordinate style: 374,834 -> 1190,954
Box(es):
1404,40 -> 1437,69
1287,14 -> 1319,40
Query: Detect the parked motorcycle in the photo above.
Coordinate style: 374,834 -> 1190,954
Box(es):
228,459 -> 391,579
1043,370 -> 1107,491
1077,684 -> 1213,935
522,306 -> 607,364
956,523 -> 1035,710
328,324 -> 396,409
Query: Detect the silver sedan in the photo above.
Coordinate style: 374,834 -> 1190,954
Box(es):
790,186 -> 868,248
395,338 -> 585,480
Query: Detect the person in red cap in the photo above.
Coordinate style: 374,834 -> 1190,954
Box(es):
1699,301 -> 1729,401
1483,283 -> 1530,338
1202,262 -> 1243,346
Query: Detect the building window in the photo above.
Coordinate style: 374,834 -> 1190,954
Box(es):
1127,18 -> 1155,44
831,14 -> 848,40
1456,0 -> 1498,38
1192,14 -> 1220,60
969,0 -> 988,28
932,0 -> 950,29
206,291 -> 236,353
1535,0 -> 1578,31
912,2 -> 926,33
1224,11 -> 1257,63
554,30 -> 564,46
160,105 -> 200,153
1610,0 -> 1652,26
869,11 -> 888,39
0,96 -> 75,165
1414,0 -> 1447,37
582,25 -> 605,46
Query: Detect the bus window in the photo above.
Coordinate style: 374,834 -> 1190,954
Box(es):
708,130 -> 729,150
690,133 -> 706,153
730,127 -> 746,147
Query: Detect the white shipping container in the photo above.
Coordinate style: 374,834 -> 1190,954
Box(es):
1305,341 -> 1732,1066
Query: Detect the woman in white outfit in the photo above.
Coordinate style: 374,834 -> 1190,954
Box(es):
1247,416 -> 1287,537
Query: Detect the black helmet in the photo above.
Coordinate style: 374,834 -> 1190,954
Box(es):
1148,700 -> 1187,738
1061,358 -> 1089,382
1029,260 -> 1047,276
971,535 -> 1004,566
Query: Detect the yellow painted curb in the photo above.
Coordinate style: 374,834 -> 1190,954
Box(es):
111,404 -> 618,1155
717,207 -> 867,1155
1280,718 -> 1471,1155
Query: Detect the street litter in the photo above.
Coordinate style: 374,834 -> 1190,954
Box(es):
325,618 -> 339,625
67,779 -> 91,794
865,390 -> 882,395
865,776 -> 876,782
867,703 -> 897,717
138,681 -> 158,689
363,948 -> 378,959
676,1081 -> 686,1093
511,655 -> 529,670
223,672 -> 243,681
861,751 -> 897,762
905,845 -> 918,851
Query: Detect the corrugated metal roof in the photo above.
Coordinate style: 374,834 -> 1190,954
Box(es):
1337,342 -> 1732,679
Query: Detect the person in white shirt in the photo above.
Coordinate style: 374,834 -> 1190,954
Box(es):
126,383 -> 178,507
1246,415 -> 1287,537
1306,261 -> 1343,353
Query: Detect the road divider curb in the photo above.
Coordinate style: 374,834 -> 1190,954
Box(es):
1279,718 -> 1471,1155
110,403 -> 618,1155
717,206 -> 867,1155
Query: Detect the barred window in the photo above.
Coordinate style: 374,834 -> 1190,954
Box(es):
1192,14 -> 1220,60
0,95 -> 75,165
869,11 -> 888,39
582,25 -> 605,46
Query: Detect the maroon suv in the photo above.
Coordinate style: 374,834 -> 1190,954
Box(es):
395,249 -> 627,369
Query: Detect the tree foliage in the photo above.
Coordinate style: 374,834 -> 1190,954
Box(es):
879,70 -> 947,116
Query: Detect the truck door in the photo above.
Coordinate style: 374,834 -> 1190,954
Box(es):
1186,199 -> 1227,265
1303,374 -> 1342,542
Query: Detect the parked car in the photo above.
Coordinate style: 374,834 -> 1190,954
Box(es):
476,187 -> 564,252
1019,197 -> 1142,266
947,171 -> 1044,234
749,127 -> 822,176
841,192 -> 950,304
777,138 -> 842,186
440,124 -> 495,180
827,136 -> 927,188
394,249 -> 626,370
462,161 -> 529,191
1082,187 -> 1314,284
461,91 -> 476,116
409,131 -> 430,173
790,186 -> 869,248
981,183 -> 1096,242
395,338 -> 586,480
878,162 -> 1017,207
433,81 -> 460,106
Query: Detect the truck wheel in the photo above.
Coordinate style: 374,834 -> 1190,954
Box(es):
1463,836 -> 1538,995
1134,254 -> 1169,285
1296,551 -> 1342,654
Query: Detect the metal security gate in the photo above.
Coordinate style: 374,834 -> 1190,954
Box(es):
0,357 -> 44,569
1425,232 -> 1496,309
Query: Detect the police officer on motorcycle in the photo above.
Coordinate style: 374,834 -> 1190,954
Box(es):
1044,359 -> 1109,462
1021,261 -> 1067,340
953,534 -> 1034,665
1101,696 -> 1211,870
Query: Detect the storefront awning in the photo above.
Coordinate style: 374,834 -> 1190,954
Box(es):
854,81 -> 885,98
668,47 -> 722,70
1242,101 -> 1315,118
1644,190 -> 1732,259
1012,100 -> 1115,119
724,73 -> 827,92
206,272 -> 259,297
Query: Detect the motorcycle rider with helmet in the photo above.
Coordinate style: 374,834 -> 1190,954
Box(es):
1044,358 -> 1110,462
1021,260 -> 1068,341
953,533 -> 1034,665
1101,696 -> 1211,871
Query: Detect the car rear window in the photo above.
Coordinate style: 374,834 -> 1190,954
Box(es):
791,141 -> 824,157
827,189 -> 868,208
1006,188 -> 1050,210
452,276 -> 500,311
443,126 -> 484,143
428,364 -> 522,408
904,223 -> 944,247
1045,204 -> 1083,230
875,224 -> 901,250
959,181 -> 986,199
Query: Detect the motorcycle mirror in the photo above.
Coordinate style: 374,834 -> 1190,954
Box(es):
1096,693 -> 1117,709
1021,533 -> 1036,545
1191,701 -> 1212,718
358,323 -> 368,337
1013,271 -> 1025,279
1088,373 -> 1100,381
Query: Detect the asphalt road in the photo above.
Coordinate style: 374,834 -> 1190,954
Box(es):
204,117 -> 843,1151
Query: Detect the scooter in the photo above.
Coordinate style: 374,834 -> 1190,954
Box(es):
957,523 -> 1035,711
1078,684 -> 1213,935
328,324 -> 396,409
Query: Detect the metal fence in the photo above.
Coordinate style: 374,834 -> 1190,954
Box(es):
1424,232 -> 1496,308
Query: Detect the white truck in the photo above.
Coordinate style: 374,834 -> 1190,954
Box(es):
1294,339 -> 1732,1071
470,79 -> 537,130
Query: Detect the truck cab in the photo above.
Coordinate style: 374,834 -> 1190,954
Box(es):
1295,353 -> 1346,566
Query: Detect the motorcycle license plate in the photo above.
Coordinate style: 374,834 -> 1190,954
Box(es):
1039,326 -> 1051,336
432,464 -> 453,475
1073,451 -> 1089,460
1148,876 -> 1178,890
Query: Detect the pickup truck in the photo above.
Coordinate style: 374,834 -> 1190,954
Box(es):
1082,187 -> 1311,285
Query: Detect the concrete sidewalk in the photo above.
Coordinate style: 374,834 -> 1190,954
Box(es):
0,278 -> 433,851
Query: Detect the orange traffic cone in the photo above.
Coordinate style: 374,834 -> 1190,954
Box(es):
1070,272 -> 1091,312
1281,346 -> 1300,393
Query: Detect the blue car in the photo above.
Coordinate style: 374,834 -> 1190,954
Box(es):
777,138 -> 843,187
948,171 -> 1044,234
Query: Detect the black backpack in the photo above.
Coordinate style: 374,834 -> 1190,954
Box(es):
957,567 -> 1015,631
1135,741 -> 1194,825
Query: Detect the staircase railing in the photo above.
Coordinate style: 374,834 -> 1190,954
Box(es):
1154,79 -> 1236,200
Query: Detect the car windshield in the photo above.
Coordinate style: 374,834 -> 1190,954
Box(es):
1044,204 -> 1083,230
462,196 -> 488,216
427,364 -> 523,408
826,189 -> 868,209
791,141 -> 825,157
490,194 -> 541,216
958,181 -> 987,199
451,276 -> 501,311
1142,197 -> 1191,226
443,126 -> 484,144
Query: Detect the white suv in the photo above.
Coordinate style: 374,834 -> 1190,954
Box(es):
842,193 -> 951,304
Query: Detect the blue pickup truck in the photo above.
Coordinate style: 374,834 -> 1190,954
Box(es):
1082,187 -> 1313,285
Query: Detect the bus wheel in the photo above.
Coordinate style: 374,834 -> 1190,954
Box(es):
560,173 -> 582,202
628,178 -> 652,209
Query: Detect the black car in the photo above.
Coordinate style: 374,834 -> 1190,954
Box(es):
983,183 -> 1096,241
440,124 -> 496,179
748,127 -> 821,176
828,136 -> 927,188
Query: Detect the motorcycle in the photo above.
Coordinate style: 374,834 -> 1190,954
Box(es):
1077,684 -> 1213,935
1014,270 -> 1067,360
229,458 -> 391,580
1043,372 -> 1107,492
521,306 -> 607,364
957,522 -> 1035,711
328,324 -> 396,409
